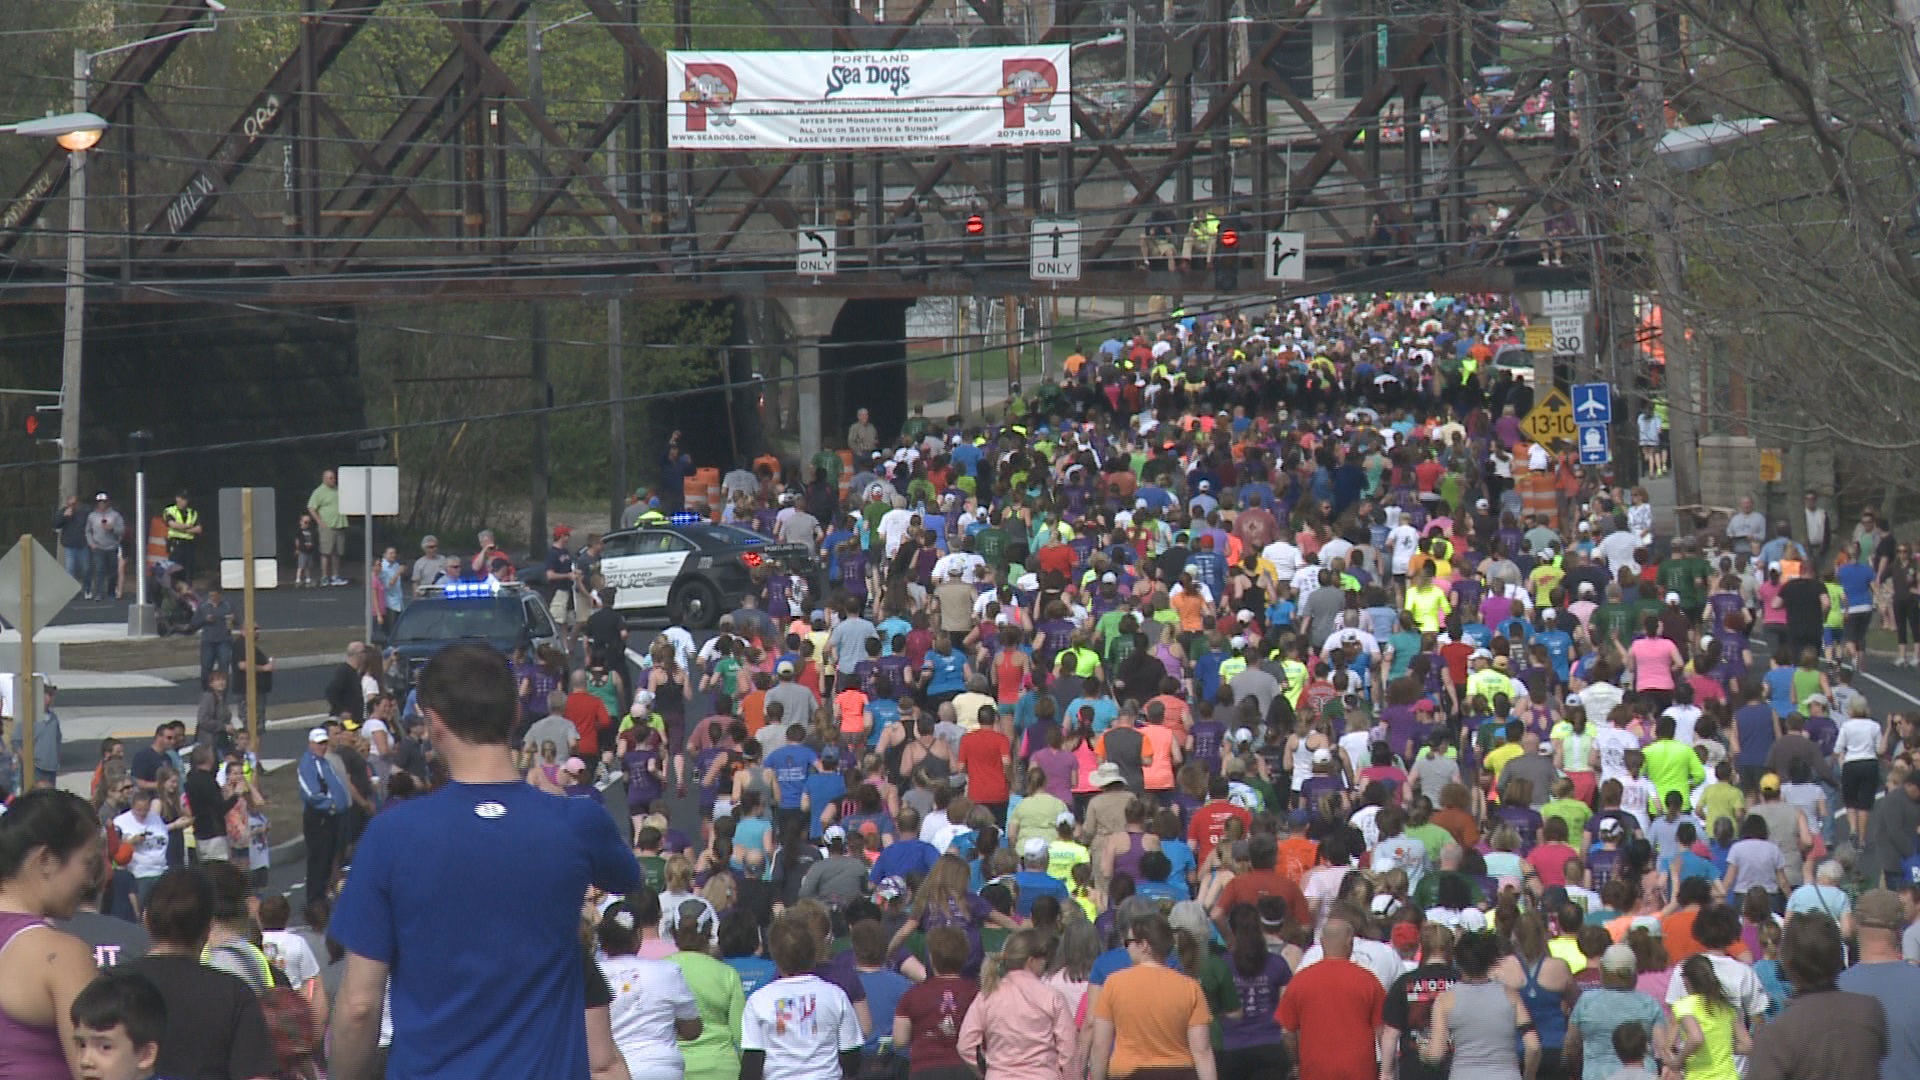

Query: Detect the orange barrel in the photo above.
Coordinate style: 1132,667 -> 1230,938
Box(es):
699,468 -> 722,519
1518,466 -> 1558,530
836,450 -> 854,503
683,475 -> 709,514
147,516 -> 168,567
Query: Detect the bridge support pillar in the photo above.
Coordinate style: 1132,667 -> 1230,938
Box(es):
782,296 -> 845,473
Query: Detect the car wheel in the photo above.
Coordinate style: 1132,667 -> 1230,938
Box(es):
672,579 -> 720,630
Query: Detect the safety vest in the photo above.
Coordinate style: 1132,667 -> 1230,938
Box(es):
164,505 -> 198,542
635,509 -> 668,526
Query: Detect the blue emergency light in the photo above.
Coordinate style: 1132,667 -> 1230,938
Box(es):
669,511 -> 704,525
441,579 -> 499,598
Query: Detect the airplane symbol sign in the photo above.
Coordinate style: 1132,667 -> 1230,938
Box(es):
1571,382 -> 1611,425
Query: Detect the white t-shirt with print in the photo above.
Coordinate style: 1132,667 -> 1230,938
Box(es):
741,974 -> 863,1080
113,808 -> 170,879
261,929 -> 322,989
603,953 -> 699,1079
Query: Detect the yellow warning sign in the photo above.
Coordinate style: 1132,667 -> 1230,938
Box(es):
1521,388 -> 1577,444
1524,325 -> 1553,353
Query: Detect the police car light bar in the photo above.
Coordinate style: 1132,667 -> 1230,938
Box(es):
669,511 -> 704,526
440,579 -> 501,598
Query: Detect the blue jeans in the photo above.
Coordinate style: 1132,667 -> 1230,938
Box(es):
62,545 -> 86,582
88,548 -> 117,599
200,639 -> 233,685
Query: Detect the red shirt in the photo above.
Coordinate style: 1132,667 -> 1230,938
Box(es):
1439,641 -> 1474,687
1036,543 -> 1077,577
563,691 -> 611,757
1188,800 -> 1252,864
895,977 -> 978,1070
1211,868 -> 1310,928
1274,957 -> 1386,1080
1527,842 -> 1580,887
956,728 -> 1012,803
1414,460 -> 1445,493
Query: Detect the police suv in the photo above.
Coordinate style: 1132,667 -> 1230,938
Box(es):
387,579 -> 563,683
598,517 -> 815,629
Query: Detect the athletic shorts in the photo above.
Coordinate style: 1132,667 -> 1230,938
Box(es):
1842,759 -> 1881,811
317,524 -> 346,558
1845,611 -> 1872,647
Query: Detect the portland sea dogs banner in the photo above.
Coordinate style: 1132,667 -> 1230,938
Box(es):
667,46 -> 1072,150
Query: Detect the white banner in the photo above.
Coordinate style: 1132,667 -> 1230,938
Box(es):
668,46 -> 1072,151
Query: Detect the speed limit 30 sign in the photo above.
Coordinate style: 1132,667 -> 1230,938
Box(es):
1551,314 -> 1585,356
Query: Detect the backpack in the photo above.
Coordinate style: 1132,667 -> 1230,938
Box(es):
258,972 -> 323,1080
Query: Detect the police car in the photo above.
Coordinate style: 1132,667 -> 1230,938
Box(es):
386,579 -> 563,683
598,516 -> 815,629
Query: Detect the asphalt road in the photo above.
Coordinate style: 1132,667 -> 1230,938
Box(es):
53,621 -> 706,906
50,578 -> 375,631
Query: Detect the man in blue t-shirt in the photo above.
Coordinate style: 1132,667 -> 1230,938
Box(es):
766,726 -> 820,837
803,750 -> 848,839
869,806 -> 941,883
1011,837 -> 1072,916
329,644 -> 639,1080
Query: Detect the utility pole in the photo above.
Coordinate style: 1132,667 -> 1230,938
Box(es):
1637,1 -> 1699,513
59,49 -> 89,504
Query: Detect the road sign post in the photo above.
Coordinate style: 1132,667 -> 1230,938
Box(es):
1029,219 -> 1081,282
797,229 -> 836,276
0,536 -> 77,786
340,466 -> 400,644
1265,232 -> 1305,282
241,487 -> 258,750
17,535 -> 32,786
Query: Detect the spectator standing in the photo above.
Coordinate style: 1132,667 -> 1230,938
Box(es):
9,679 -> 60,788
296,727 -> 348,904
85,492 -> 125,602
53,495 -> 87,581
161,490 -> 203,584
307,469 -> 348,586
188,586 -> 235,688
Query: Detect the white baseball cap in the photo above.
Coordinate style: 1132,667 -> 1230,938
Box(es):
1020,836 -> 1049,859
307,727 -> 330,744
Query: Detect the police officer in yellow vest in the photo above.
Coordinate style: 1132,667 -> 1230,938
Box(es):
163,490 -> 203,581
1184,209 -> 1221,269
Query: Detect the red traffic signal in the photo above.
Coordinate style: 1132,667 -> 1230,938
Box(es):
964,213 -> 985,236
1219,227 -> 1240,249
24,413 -> 38,437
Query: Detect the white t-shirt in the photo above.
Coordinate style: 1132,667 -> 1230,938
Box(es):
877,509 -> 916,557
113,807 -> 170,879
1295,936 -> 1406,990
1424,906 -> 1488,933
1262,541 -> 1303,581
741,974 -> 863,1080
261,930 -> 322,989
1837,718 -> 1881,763
1594,725 -> 1640,784
603,954 -> 699,1080
1663,705 -> 1702,746
1665,951 -> 1769,1021
1319,538 -> 1355,568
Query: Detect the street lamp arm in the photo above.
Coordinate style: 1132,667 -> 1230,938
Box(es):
80,13 -> 221,69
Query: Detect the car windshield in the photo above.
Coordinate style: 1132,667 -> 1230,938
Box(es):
389,599 -> 523,643
678,523 -> 765,547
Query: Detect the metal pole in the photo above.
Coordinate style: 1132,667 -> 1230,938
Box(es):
608,297 -> 626,530
531,304 -> 550,549
363,467 -> 374,645
18,537 -> 35,792
241,488 -> 258,750
58,49 -> 89,504
1638,1 -> 1699,512
133,464 -> 146,610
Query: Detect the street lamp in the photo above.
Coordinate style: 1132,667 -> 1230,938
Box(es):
22,2 -> 223,505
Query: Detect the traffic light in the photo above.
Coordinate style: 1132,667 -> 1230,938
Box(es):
1213,218 -> 1244,291
887,204 -> 927,278
25,403 -> 59,442
961,212 -> 986,268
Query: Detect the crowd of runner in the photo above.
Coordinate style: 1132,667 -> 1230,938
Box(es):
3,293 -> 1920,1080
